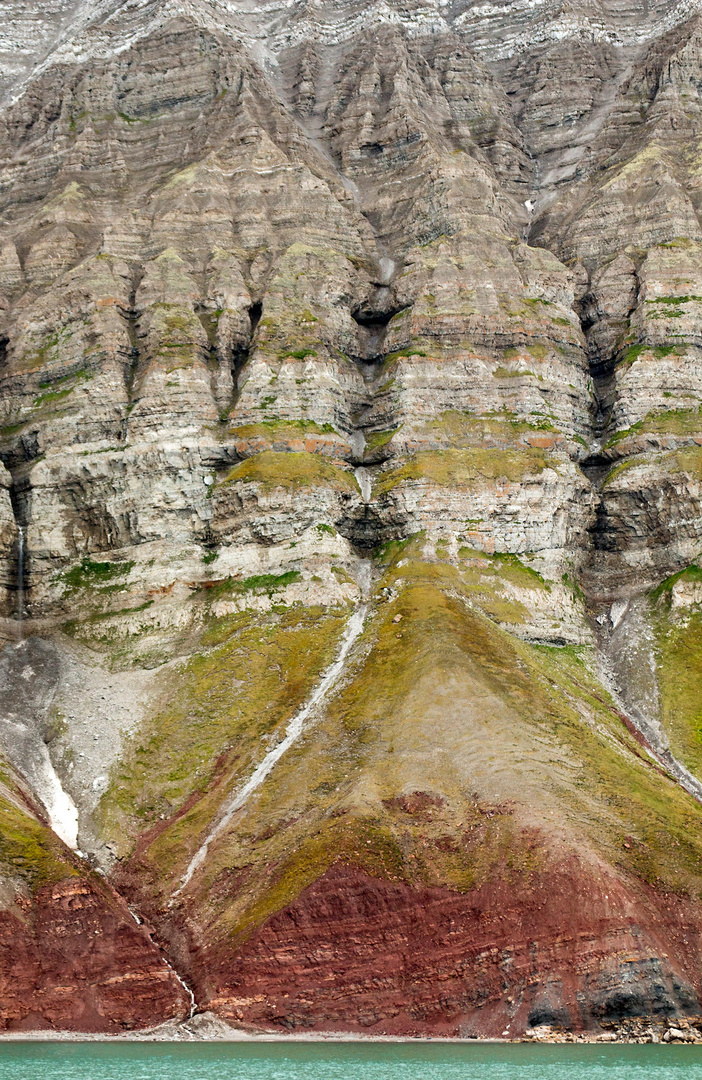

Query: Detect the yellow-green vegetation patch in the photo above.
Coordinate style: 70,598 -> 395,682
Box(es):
651,562 -> 702,602
656,612 -> 702,778
150,304 -> 205,368
163,163 -> 202,190
374,534 -> 419,564
375,446 -> 549,494
493,365 -> 537,378
214,817 -> 411,945
388,535 -> 547,609
81,599 -> 154,623
364,427 -> 402,453
421,410 -> 557,443
524,296 -> 556,309
385,348 -> 427,361
489,551 -> 549,590
602,456 -> 643,487
278,348 -> 318,360
33,368 -> 93,408
671,445 -> 702,481
17,325 -> 77,373
97,606 -> 348,862
653,570 -> 702,779
647,295 -> 702,307
146,554 -> 702,941
562,572 -> 585,603
331,564 -> 355,586
617,343 -> 679,368
605,407 -> 702,448
227,420 -> 336,438
0,797 -> 76,890
400,552 -> 530,625
221,451 -> 358,492
525,640 -> 702,891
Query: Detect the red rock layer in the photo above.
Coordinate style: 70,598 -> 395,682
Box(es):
0,876 -> 189,1032
203,861 -> 702,1036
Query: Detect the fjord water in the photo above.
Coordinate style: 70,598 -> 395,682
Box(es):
2,1042 -> 702,1080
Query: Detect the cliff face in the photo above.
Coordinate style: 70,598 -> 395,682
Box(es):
0,754 -> 189,1031
3,0 -> 702,1036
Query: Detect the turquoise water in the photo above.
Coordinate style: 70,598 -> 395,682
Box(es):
1,1042 -> 702,1080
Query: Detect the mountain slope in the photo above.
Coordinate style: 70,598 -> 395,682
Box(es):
2,0 -> 702,1036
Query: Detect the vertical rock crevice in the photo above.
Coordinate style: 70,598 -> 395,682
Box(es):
568,261 -> 702,808
119,266 -> 146,442
1,467 -> 31,623
334,274 -> 410,551
231,299 -> 263,385
208,299 -> 263,419
575,256 -> 644,594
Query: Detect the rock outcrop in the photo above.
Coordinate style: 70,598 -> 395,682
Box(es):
2,0 -> 702,1037
0,754 -> 189,1031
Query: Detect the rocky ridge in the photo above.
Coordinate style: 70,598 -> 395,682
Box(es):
2,0 -> 702,1037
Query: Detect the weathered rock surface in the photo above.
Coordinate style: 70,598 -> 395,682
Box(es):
0,755 -> 189,1031
201,862 -> 702,1036
2,0 -> 702,1038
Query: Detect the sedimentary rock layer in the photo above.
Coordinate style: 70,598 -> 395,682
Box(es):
2,0 -> 702,1037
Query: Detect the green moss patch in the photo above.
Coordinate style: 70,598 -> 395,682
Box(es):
647,295 -> 702,306
60,556 -> 134,592
602,457 -> 642,487
605,408 -> 702,449
671,446 -> 702,481
0,797 -> 76,890
279,348 -> 318,360
385,349 -> 427,360
651,563 -> 702,602
364,427 -> 402,453
421,411 -> 557,443
618,343 -> 682,369
493,365 -> 536,378
491,552 -> 549,590
205,570 -> 302,601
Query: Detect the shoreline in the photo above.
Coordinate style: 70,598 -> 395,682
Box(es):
0,1013 -> 700,1045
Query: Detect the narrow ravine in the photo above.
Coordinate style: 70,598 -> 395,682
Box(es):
596,612 -> 702,806
35,745 -> 80,849
0,529 -> 81,850
354,465 -> 372,503
566,260 -> 702,806
16,524 -> 24,630
174,565 -> 372,896
0,682 -> 80,849
599,655 -> 702,805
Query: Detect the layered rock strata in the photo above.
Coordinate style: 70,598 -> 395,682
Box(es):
2,0 -> 702,1037
0,754 -> 188,1031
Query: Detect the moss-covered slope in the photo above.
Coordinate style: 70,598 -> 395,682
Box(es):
99,544 -> 702,1035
